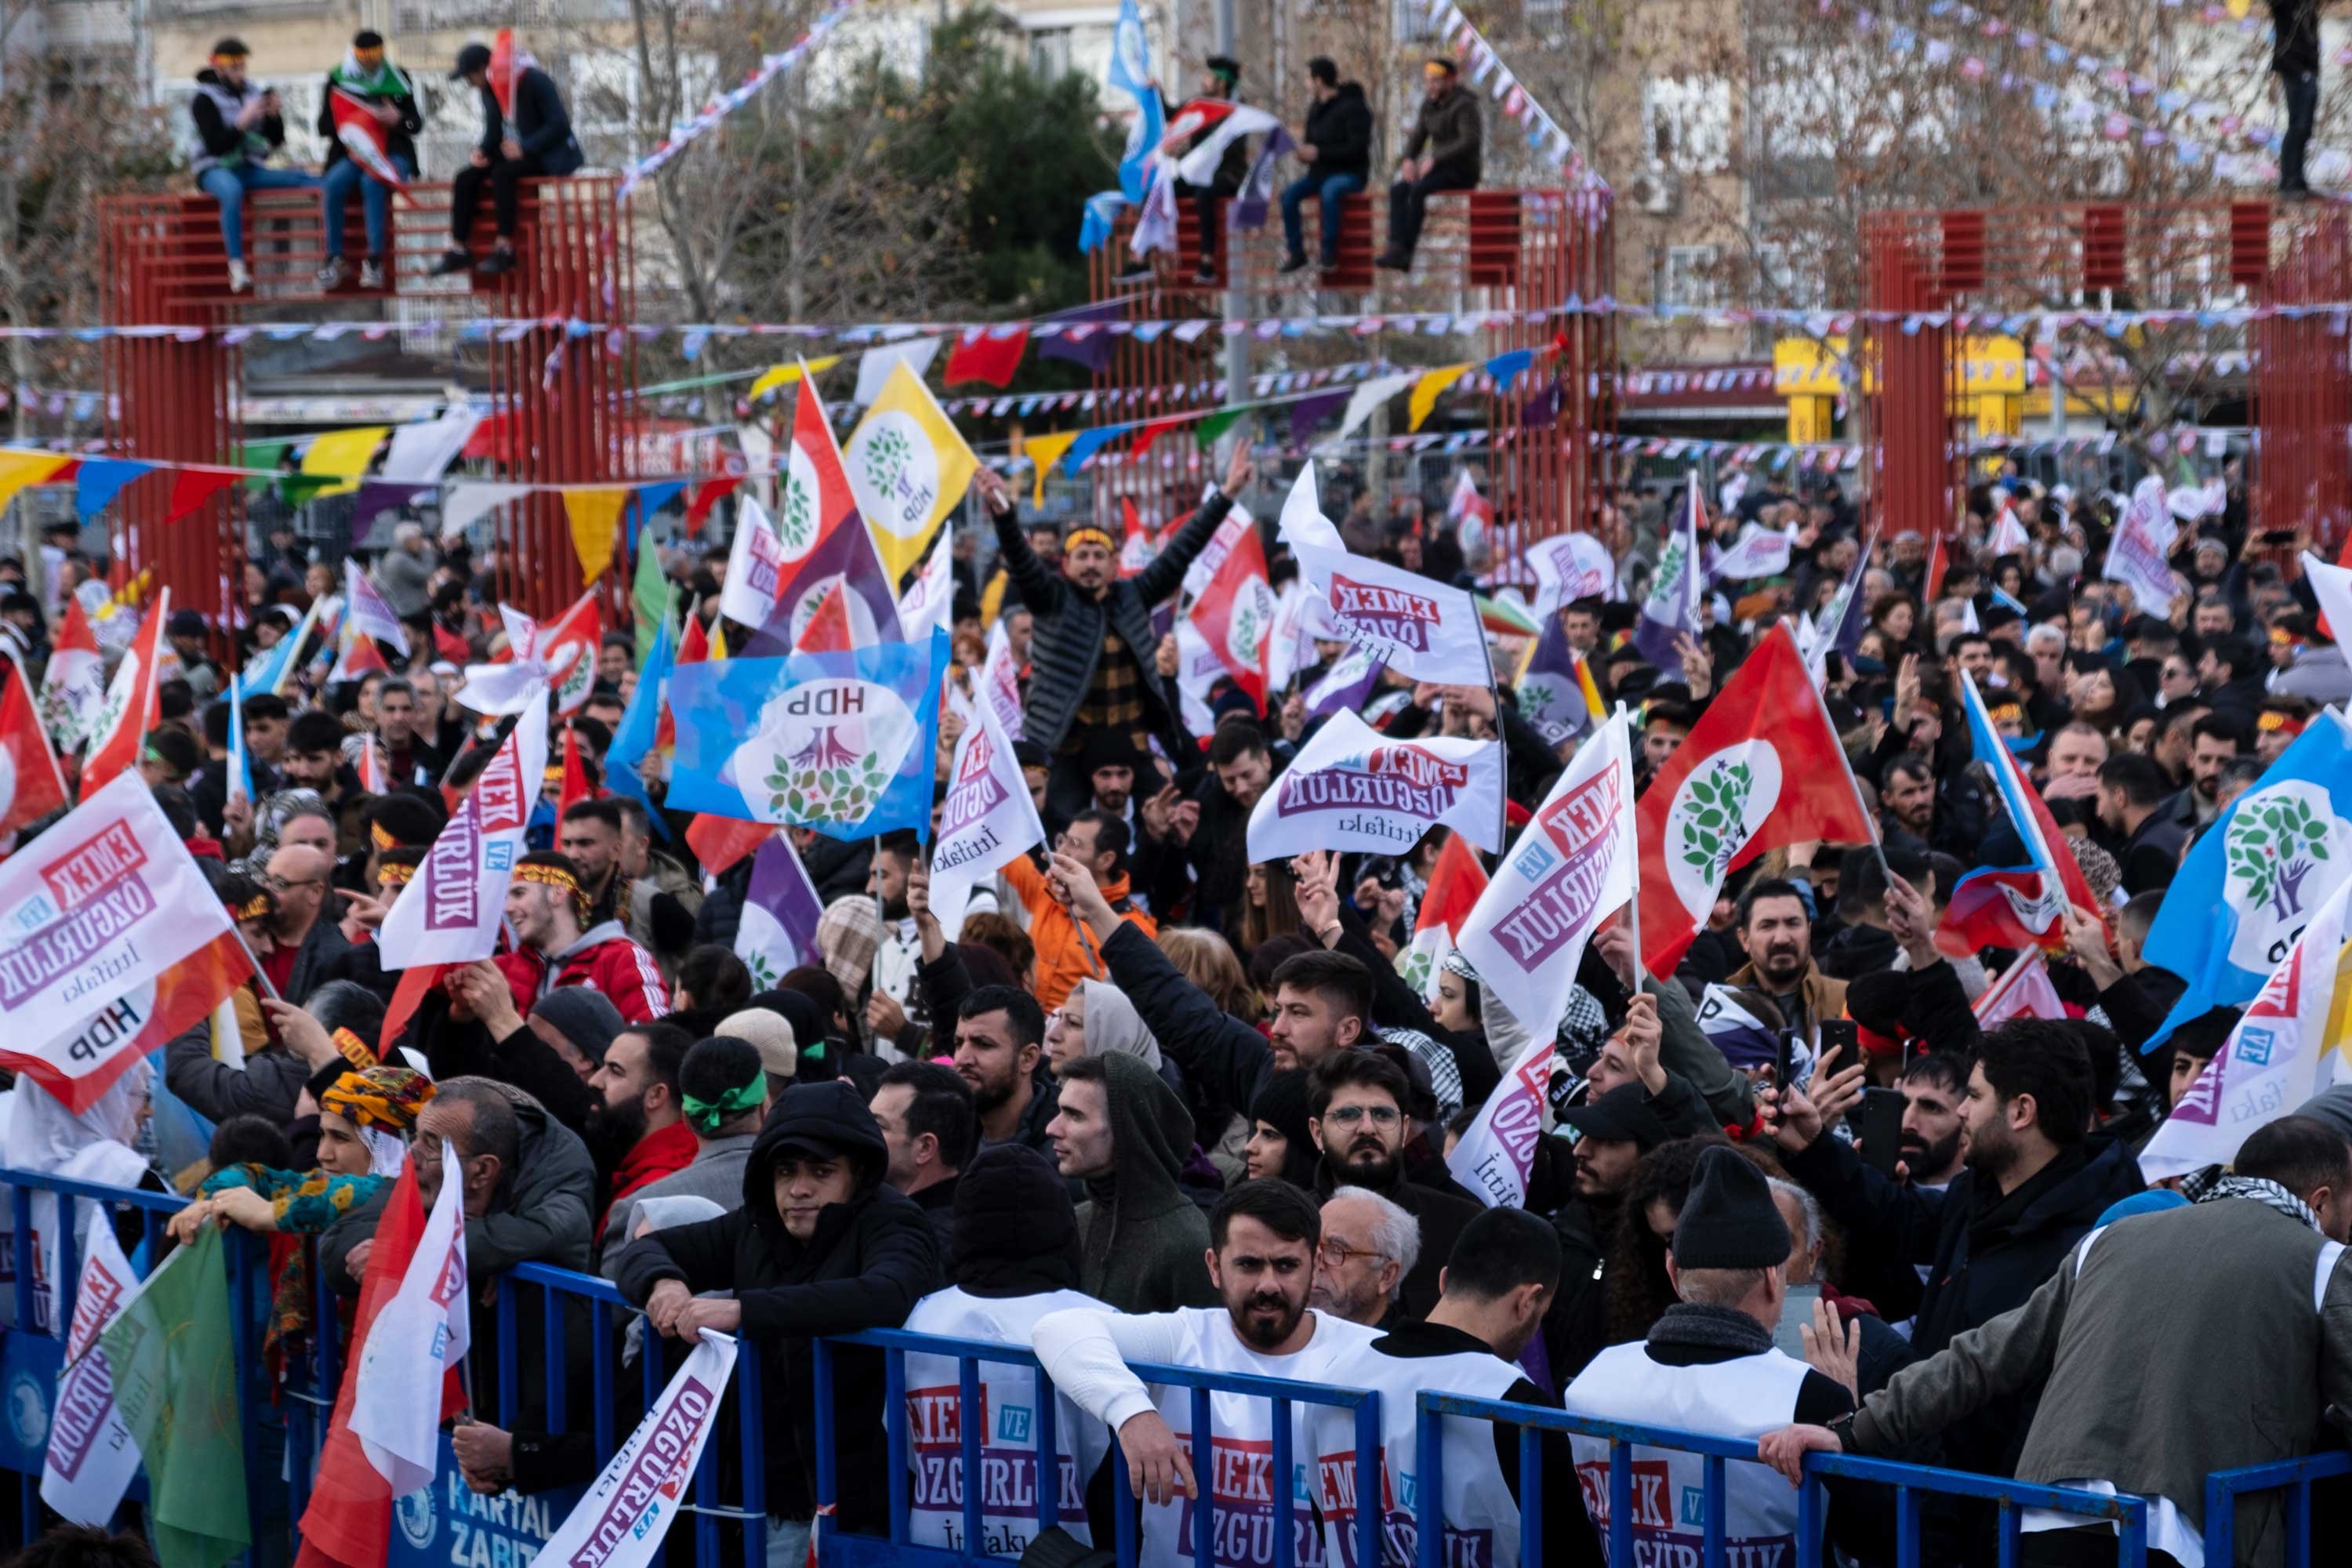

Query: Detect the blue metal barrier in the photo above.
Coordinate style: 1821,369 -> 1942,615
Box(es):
2205,1450 -> 2352,1566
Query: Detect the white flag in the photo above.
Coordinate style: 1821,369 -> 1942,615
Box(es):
1247,710 -> 1504,862
931,690 -> 1046,935
1294,541 -> 1490,685
1708,524 -> 1796,583
2304,551 -> 2352,652
379,702 -> 548,968
39,1221 -> 144,1525
2103,477 -> 2180,614
1446,1040 -> 1555,1208
1973,950 -> 2067,1028
1278,463 -> 1345,553
1528,530 -> 1617,615
978,620 -> 1025,741
535,1331 -> 740,1568
1456,709 -> 1639,1036
438,481 -> 529,543
343,558 -> 412,658
457,593 -> 599,717
382,408 -> 484,485
1987,502 -> 2031,557
720,492 -> 787,633
349,1141 -> 469,1497
2140,873 -> 2352,1182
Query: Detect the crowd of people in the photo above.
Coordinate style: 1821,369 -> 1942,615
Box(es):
6,446 -> 2352,1568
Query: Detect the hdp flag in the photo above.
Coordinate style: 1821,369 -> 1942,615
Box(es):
2141,706 -> 2352,1052
1515,611 -> 1599,745
1105,0 -> 1163,201
666,638 -> 945,843
846,360 -> 978,583
604,604 -> 674,826
1632,472 -> 1702,681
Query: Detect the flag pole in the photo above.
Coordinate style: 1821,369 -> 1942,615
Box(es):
1615,705 -> 1644,984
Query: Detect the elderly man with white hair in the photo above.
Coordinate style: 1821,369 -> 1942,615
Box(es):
372,520 -> 439,621
1309,1185 -> 1419,1330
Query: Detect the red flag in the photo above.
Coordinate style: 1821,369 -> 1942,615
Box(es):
1414,829 -> 1490,939
655,602 -> 711,754
164,469 -> 237,524
355,735 -> 389,795
295,1160 -> 465,1568
793,581 -> 856,652
1118,497 -> 1155,579
943,325 -> 1030,389
684,474 -> 741,538
1188,521 -> 1276,713
80,590 -> 168,797
1634,623 -> 1876,975
377,962 -> 445,1058
557,723 -> 591,817
688,812 -> 771,876
1130,416 -> 1187,458
535,590 -> 604,716
328,89 -> 413,201
488,27 -> 518,115
329,627 -> 392,684
0,657 -> 68,838
1925,532 -> 1949,604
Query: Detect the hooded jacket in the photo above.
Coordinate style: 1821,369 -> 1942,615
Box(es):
1004,857 -> 1156,1011
1301,82 -> 1373,180
615,1080 -> 942,1526
496,918 -> 671,1024
989,489 -> 1236,757
1073,1054 -> 1217,1313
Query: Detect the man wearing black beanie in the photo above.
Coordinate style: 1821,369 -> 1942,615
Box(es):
1562,1145 -> 1864,1563
899,1145 -> 1116,1556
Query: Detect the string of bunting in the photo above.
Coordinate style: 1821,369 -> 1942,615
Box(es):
1419,0 -> 1609,198
615,0 -> 861,200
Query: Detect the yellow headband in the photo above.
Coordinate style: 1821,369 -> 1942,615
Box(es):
370,820 -> 397,851
516,861 -> 589,918
230,893 -> 271,922
375,861 -> 415,889
1424,61 -> 1452,78
1065,527 -> 1116,554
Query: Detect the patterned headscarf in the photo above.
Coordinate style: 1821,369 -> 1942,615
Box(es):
320,1065 -> 435,1134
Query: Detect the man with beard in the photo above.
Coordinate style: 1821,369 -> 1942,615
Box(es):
952,984 -> 1054,1151
2183,712 -> 2245,827
598,1035 -> 766,1278
1305,1051 -> 1479,1316
2093,754 -> 2190,897
1308,1187 -> 1417,1330
1896,1054 -> 1968,1189
495,851 -> 672,1023
1033,1181 -> 1380,1563
1048,1054 -> 1215,1311
280,709 -> 373,860
1726,878 -> 1846,1050
1766,1019 -> 2143,1491
1005,811 -> 1156,1011
587,1022 -> 694,1243
557,799 -> 630,930
863,830 -> 930,1058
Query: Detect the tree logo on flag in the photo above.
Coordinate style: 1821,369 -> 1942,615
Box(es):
1664,742 -> 1783,918
88,652 -> 137,754
2223,781 -> 2347,967
734,677 -> 919,822
775,445 -> 824,561
848,413 -> 938,540
1227,582 -> 1272,666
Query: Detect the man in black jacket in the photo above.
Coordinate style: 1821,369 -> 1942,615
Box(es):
2273,0 -> 2320,197
188,39 -> 314,295
617,1080 -> 942,1556
314,31 -> 422,290
1378,57 -> 1481,273
433,41 -> 586,278
1306,1050 -> 1480,1317
972,446 -> 1252,822
1279,57 -> 1373,274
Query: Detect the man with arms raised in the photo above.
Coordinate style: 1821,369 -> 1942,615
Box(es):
1033,1181 -> 1379,1568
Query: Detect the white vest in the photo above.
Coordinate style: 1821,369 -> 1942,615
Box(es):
901,1286 -> 1116,1558
0,1138 -> 151,1334
1561,1341 -> 1814,1568
1142,1307 -> 1381,1568
1308,1339 -> 1527,1568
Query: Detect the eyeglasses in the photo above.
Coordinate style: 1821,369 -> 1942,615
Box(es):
263,874 -> 324,894
1316,1239 -> 1386,1267
1323,1105 -> 1401,1127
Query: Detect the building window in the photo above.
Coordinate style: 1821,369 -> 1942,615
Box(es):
1394,0 -> 1437,42
1642,76 -> 1731,175
1660,245 -> 1722,309
1755,243 -> 1825,310
1029,27 -> 1074,80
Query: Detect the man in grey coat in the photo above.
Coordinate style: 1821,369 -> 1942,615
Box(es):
1761,1115 -> 2352,1568
598,1036 -> 768,1278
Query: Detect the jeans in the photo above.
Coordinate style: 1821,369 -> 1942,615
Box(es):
1385,162 -> 1479,264
450,151 -> 551,243
2281,69 -> 2318,191
1281,170 -> 1366,262
321,152 -> 413,258
198,163 -> 321,262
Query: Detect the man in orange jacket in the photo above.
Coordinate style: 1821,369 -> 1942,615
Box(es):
1002,808 -> 1156,1011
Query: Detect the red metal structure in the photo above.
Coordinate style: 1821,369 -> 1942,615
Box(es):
100,176 -> 637,626
1083,188 -> 1616,546
1860,200 -> 2344,550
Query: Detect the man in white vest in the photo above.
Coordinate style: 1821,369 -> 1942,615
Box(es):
1562,1145 -> 1859,1566
901,1144 -> 1116,1558
1033,1179 -> 1381,1568
1308,1205 -> 1589,1568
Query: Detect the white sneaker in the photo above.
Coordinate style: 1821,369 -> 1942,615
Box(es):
360,258 -> 385,289
314,256 -> 350,289
227,259 -> 251,293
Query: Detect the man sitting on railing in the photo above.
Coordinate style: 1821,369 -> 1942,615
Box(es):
186,38 -> 316,295
430,41 -> 585,280
1033,1179 -> 1379,1568
1375,57 -> 1481,275
1563,1146 -> 1861,1567
1764,1115 -> 2352,1568
314,30 -> 421,292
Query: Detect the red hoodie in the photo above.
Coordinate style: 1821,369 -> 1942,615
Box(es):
496,919 -> 671,1023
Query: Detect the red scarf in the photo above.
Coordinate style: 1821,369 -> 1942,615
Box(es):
597,1119 -> 699,1241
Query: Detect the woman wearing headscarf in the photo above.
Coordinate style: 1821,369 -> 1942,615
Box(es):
168,1065 -> 434,1354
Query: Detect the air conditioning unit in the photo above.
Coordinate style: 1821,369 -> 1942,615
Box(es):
1628,169 -> 1682,216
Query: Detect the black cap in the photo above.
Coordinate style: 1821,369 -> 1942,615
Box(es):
452,42 -> 492,78
1671,1145 -> 1791,1271
1559,1083 -> 1674,1151
167,608 -> 208,639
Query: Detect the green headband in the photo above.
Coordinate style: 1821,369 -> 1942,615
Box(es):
681,1078 -> 766,1134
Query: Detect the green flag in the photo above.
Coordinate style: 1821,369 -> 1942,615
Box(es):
633,531 -> 673,672
97,1228 -> 251,1568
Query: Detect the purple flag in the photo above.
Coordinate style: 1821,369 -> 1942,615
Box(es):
1304,644 -> 1385,718
1288,389 -> 1352,448
1632,474 -> 1703,681
735,835 -> 826,991
1036,300 -> 1128,375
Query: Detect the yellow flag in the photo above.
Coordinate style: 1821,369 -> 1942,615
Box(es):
1022,430 -> 1082,510
710,621 -> 728,659
750,355 -> 842,403
1407,365 -> 1472,432
298,426 -> 391,497
564,488 -> 631,583
846,360 -> 980,580
0,449 -> 67,516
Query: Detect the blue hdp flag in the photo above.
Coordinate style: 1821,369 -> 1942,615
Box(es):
602,607 -> 675,840
1106,0 -> 1163,202
2141,706 -> 2352,1051
666,636 -> 944,843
